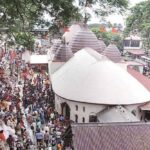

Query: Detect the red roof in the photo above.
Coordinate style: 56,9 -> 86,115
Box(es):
128,67 -> 150,91
127,50 -> 145,55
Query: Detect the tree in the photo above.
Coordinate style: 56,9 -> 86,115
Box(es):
89,24 -> 124,51
0,0 -> 80,50
0,0 -> 128,50
124,1 -> 150,51
78,0 -> 128,23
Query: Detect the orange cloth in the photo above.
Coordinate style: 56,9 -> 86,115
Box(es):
57,144 -> 63,150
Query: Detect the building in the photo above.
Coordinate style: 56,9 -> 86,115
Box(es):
124,35 -> 145,60
68,24 -> 104,53
50,42 -> 73,74
62,24 -> 81,43
29,55 -> 48,71
72,122 -> 150,150
102,43 -> 122,63
51,48 -> 150,123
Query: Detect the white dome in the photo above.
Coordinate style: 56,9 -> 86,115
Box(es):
52,48 -> 150,105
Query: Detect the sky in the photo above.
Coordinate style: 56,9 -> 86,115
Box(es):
89,0 -> 146,25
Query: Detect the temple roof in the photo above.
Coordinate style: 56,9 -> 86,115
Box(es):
72,122 -> 150,150
53,43 -> 73,62
103,43 -> 122,63
52,48 -> 150,105
51,39 -> 61,54
68,24 -> 103,54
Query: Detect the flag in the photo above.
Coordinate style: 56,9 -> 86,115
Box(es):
112,27 -> 118,33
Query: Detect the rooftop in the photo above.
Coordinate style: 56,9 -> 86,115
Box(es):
52,48 -> 150,105
72,122 -> 150,150
103,43 -> 122,63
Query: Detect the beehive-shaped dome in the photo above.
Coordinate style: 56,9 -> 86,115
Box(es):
69,24 -> 102,53
52,48 -> 150,105
53,43 -> 73,62
103,43 -> 122,63
98,38 -> 106,53
51,39 -> 61,54
62,24 -> 81,43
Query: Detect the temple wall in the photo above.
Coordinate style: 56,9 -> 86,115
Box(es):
55,94 -> 106,123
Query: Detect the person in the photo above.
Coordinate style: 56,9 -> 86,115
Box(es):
57,141 -> 63,150
6,135 -> 14,150
44,130 -> 49,147
35,129 -> 44,146
51,136 -> 57,150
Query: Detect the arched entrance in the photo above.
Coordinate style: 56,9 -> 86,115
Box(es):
89,112 -> 97,122
61,102 -> 70,119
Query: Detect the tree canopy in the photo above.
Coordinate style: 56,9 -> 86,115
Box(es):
0,0 -> 128,50
124,0 -> 150,51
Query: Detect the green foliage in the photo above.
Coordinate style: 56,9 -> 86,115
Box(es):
124,0 -> 150,50
14,32 -> 35,51
0,0 -> 128,49
91,27 -> 123,51
80,0 -> 128,22
0,0 -> 80,50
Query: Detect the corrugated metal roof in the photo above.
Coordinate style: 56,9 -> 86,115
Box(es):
72,122 -> 150,150
128,67 -> 150,92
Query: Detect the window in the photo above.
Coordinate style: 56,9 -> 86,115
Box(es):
89,115 -> 97,122
83,107 -> 85,112
131,40 -> 140,47
75,115 -> 78,123
75,105 -> 78,111
131,110 -> 136,116
124,40 -> 130,47
82,117 -> 85,123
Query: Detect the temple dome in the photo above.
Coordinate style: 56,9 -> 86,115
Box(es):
52,48 -> 150,105
68,25 -> 103,53
62,24 -> 81,43
53,43 -> 73,62
51,39 -> 61,54
102,43 -> 122,63
98,38 -> 106,53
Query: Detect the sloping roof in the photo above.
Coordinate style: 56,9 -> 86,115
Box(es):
98,106 -> 140,123
140,102 -> 150,111
98,38 -> 106,53
62,24 -> 81,43
68,24 -> 103,54
53,43 -> 73,62
72,122 -> 150,150
127,50 -> 145,55
128,67 -> 150,92
52,48 -> 150,105
103,43 -> 122,63
30,55 -> 48,64
51,39 -> 61,54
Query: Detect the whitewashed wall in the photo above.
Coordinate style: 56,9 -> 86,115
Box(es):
125,104 -> 142,120
55,94 -> 106,123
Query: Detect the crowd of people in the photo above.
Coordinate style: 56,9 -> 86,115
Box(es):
0,48 -> 71,150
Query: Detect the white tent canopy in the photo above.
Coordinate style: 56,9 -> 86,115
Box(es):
52,48 -> 150,105
30,55 -> 48,64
